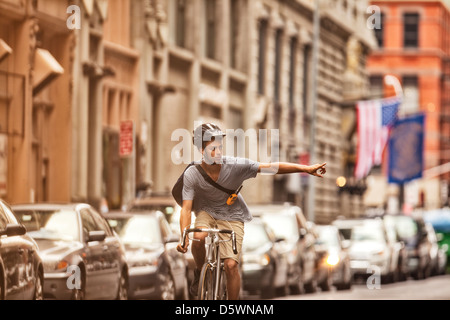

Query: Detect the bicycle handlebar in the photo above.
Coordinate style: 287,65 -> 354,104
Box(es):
181,227 -> 238,255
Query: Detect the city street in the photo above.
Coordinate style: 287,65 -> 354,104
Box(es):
272,275 -> 450,300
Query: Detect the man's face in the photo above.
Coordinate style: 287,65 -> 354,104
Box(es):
203,139 -> 223,165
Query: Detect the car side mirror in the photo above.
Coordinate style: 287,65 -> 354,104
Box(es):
299,228 -> 307,239
0,224 -> 27,237
87,230 -> 106,242
341,239 -> 351,249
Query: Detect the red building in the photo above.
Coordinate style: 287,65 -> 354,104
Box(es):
366,0 -> 450,209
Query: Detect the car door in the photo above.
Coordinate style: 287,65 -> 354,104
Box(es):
1,202 -> 37,300
159,215 -> 185,288
0,203 -> 23,299
88,207 -> 121,299
80,207 -> 106,299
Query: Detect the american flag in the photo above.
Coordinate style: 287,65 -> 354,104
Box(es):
354,97 -> 401,180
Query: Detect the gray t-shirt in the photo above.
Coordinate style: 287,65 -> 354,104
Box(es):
182,156 -> 260,222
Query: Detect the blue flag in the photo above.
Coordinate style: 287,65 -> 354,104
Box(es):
388,113 -> 425,184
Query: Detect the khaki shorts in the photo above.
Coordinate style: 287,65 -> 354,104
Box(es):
194,211 -> 244,263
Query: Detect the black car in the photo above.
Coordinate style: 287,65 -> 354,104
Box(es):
241,218 -> 288,299
249,204 -> 318,294
315,224 -> 352,290
384,214 -> 431,280
12,203 -> 129,300
104,210 -> 189,300
0,199 -> 44,300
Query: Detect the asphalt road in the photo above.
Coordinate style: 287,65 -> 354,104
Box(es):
272,274 -> 450,300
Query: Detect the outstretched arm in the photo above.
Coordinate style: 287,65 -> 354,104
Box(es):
258,162 -> 327,177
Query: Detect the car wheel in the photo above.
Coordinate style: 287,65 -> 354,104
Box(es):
116,270 -> 128,300
161,273 -> 176,300
34,271 -> 44,300
319,272 -> 332,292
304,278 -> 317,294
71,272 -> 85,300
0,269 -> 4,300
289,265 -> 304,295
176,272 -> 189,300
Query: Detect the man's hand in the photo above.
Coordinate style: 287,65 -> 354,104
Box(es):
307,162 -> 327,178
176,237 -> 189,253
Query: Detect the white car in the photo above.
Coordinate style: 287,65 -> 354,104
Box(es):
347,219 -> 399,284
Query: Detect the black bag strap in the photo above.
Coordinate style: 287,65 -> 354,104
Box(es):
195,164 -> 235,195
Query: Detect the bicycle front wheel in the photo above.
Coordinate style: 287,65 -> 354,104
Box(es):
198,263 -> 215,300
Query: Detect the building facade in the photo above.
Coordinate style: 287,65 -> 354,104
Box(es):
365,0 -> 450,212
0,0 -> 375,222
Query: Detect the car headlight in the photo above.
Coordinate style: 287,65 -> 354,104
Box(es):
326,254 -> 339,266
43,259 -> 69,272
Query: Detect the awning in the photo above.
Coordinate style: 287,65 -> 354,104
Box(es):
33,48 -> 64,96
0,39 -> 12,63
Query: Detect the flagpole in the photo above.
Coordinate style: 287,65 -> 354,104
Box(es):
307,0 -> 320,222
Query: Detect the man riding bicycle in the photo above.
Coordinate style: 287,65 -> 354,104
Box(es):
176,123 -> 326,300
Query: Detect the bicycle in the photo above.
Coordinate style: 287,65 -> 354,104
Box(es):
181,227 -> 238,300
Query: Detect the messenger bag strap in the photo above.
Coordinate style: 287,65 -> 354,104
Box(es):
195,164 -> 235,195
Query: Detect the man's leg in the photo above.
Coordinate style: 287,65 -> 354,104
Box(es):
224,258 -> 241,300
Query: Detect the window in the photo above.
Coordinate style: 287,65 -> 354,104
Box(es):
257,20 -> 268,95
404,13 -> 419,48
289,37 -> 297,108
375,12 -> 385,48
402,76 -> 419,114
175,0 -> 187,48
274,29 -> 283,103
370,75 -> 384,97
302,44 -> 312,116
204,0 -> 216,59
0,204 -> 7,230
80,209 -> 98,234
230,0 -> 240,69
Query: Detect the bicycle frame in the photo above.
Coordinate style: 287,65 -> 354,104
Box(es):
181,227 -> 237,300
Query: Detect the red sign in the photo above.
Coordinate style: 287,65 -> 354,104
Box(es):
119,120 -> 134,157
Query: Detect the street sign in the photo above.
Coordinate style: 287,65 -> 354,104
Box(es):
119,120 -> 134,157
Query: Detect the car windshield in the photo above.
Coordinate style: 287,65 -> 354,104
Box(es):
243,223 -> 270,251
108,215 -> 162,245
317,227 -> 340,248
14,209 -> 79,241
391,216 -> 418,239
260,214 -> 298,242
351,225 -> 385,243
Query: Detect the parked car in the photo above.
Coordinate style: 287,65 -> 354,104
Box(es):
104,210 -> 189,300
306,222 -> 333,292
423,208 -> 450,273
127,193 -> 179,223
346,218 -> 399,283
0,199 -> 44,300
315,224 -> 352,290
385,214 -> 431,280
12,203 -> 129,300
424,222 -> 441,276
249,203 -> 317,294
382,215 -> 409,281
241,218 -> 289,299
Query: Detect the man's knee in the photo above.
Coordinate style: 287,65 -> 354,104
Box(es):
224,259 -> 239,274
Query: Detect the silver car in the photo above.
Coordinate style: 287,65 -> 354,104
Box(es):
12,203 -> 129,300
347,219 -> 398,283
